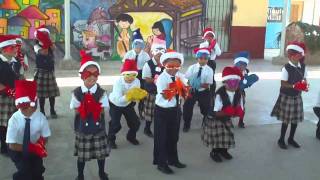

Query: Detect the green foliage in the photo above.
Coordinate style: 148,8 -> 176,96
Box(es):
292,21 -> 320,54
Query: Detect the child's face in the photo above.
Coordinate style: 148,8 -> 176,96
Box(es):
152,28 -> 162,36
224,79 -> 240,92
198,57 -> 208,66
164,59 -> 181,76
118,20 -> 131,29
82,66 -> 99,88
123,73 -> 137,83
20,106 -> 36,117
288,52 -> 303,64
238,64 -> 247,71
134,47 -> 142,54
1,45 -> 18,57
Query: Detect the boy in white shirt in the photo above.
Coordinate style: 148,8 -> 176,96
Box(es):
7,80 -> 51,180
183,47 -> 213,132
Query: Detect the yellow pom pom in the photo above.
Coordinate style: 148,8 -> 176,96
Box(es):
125,88 -> 148,102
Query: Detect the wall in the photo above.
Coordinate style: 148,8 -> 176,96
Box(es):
294,0 -> 320,25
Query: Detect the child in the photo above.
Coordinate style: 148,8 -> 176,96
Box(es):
108,60 -> 147,149
0,35 -> 20,155
114,13 -> 134,58
233,51 -> 259,128
33,25 -> 60,118
313,93 -> 320,140
201,66 -> 244,163
6,79 -> 51,180
142,39 -> 166,137
70,51 -> 109,180
199,27 -> 222,102
153,50 -> 189,174
183,47 -> 213,132
271,41 -> 308,149
11,36 -> 28,79
146,21 -> 166,57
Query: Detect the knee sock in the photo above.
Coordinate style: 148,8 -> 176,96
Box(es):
288,124 -> 298,140
77,160 -> 85,176
49,97 -> 55,112
145,121 -> 151,130
97,159 -> 105,174
279,123 -> 288,142
0,126 -> 7,148
39,98 -> 45,114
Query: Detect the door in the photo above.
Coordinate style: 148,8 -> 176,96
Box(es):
290,1 -> 304,22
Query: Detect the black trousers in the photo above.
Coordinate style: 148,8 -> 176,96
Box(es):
183,90 -> 211,126
153,105 -> 181,166
108,102 -> 140,141
9,150 -> 45,180
207,60 -> 216,104
137,70 -> 145,118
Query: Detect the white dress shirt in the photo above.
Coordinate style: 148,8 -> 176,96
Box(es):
109,76 -> 140,107
281,61 -> 307,81
185,63 -> 213,91
142,58 -> 162,79
69,83 -> 109,109
6,110 -> 51,144
214,91 -> 243,112
155,71 -> 187,108
199,41 -> 222,60
123,49 -> 150,70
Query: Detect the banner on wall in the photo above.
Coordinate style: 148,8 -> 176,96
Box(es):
267,7 -> 283,22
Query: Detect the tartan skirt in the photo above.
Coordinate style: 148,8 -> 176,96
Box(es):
143,93 -> 156,122
271,93 -> 303,124
34,69 -> 60,98
201,116 -> 235,149
0,95 -> 16,127
74,131 -> 110,162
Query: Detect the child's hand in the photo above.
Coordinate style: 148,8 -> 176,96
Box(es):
162,89 -> 176,101
222,106 -> 236,117
293,81 -> 309,92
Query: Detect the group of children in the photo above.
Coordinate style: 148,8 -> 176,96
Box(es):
0,24 -> 319,180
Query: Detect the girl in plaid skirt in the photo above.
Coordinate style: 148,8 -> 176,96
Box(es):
0,35 -> 20,154
202,66 -> 244,163
271,42 -> 308,149
33,26 -> 60,118
70,51 -> 110,180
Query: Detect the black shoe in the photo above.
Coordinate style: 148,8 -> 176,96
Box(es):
288,139 -> 301,148
210,151 -> 222,162
183,124 -> 190,133
316,127 -> 320,140
157,165 -> 174,174
40,110 -> 46,116
219,150 -> 233,160
99,172 -> 109,180
278,139 -> 288,149
0,145 -> 8,154
238,121 -> 245,128
169,161 -> 187,168
108,140 -> 117,149
50,110 -> 58,119
144,128 -> 154,138
127,137 -> 140,145
75,174 -> 84,180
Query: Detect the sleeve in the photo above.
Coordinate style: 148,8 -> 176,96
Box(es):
304,67 -> 308,79
205,68 -> 214,84
214,43 -> 222,56
6,116 -> 18,144
184,66 -> 193,80
199,41 -> 209,48
100,93 -> 109,108
34,45 -> 41,54
281,67 -> 289,81
213,95 -> 223,112
111,79 -> 128,104
156,75 -> 167,94
142,63 -> 152,79
70,93 -> 81,109
316,92 -> 320,107
177,72 -> 188,85
40,114 -> 51,138
143,52 -> 150,63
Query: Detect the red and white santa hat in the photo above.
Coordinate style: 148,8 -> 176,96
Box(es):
160,49 -> 184,65
194,47 -> 211,57
0,35 -> 18,48
151,37 -> 166,55
202,27 -> 215,39
121,59 -> 138,75
286,41 -> 306,56
221,66 -> 243,81
15,80 -> 37,108
34,25 -> 50,38
79,50 -> 101,74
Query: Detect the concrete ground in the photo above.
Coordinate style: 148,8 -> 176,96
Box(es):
1,59 -> 320,180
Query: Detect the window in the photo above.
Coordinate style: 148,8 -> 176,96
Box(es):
34,20 -> 40,27
0,27 -> 4,34
23,0 -> 30,5
20,31 -> 25,36
52,13 -> 58,18
51,23 -> 56,27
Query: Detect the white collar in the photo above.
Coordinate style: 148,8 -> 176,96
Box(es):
0,54 -> 13,62
288,61 -> 301,68
80,84 -> 98,94
18,109 -> 36,120
196,63 -> 206,68
164,70 -> 176,79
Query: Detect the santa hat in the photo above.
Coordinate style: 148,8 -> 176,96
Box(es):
202,27 -> 215,39
0,35 -> 18,48
194,47 -> 210,58
151,37 -> 166,55
286,41 -> 306,56
222,66 -> 242,81
234,51 -> 250,65
79,50 -> 101,74
15,80 -> 37,108
132,28 -> 144,48
160,49 -> 184,65
34,25 -> 50,38
121,59 -> 138,75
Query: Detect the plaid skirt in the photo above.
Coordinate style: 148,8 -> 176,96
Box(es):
143,93 -> 156,122
271,93 -> 303,124
34,69 -> 60,98
201,116 -> 235,149
74,131 -> 110,162
0,95 -> 16,127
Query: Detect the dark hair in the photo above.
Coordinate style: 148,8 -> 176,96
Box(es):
116,13 -> 133,24
152,21 -> 165,34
